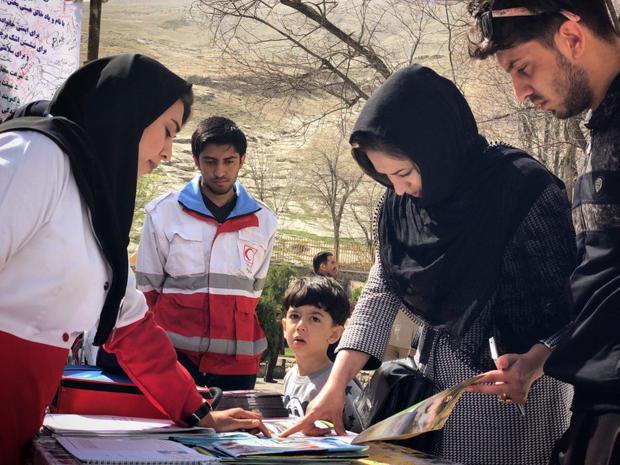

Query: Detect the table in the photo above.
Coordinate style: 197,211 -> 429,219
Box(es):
31,437 -> 78,465
358,441 -> 461,465
31,436 -> 461,465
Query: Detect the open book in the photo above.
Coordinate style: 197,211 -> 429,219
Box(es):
352,373 -> 485,444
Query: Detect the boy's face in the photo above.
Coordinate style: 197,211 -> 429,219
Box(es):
282,305 -> 343,356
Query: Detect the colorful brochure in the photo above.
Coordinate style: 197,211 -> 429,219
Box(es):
172,420 -> 365,463
352,373 -> 485,444
212,436 -> 366,457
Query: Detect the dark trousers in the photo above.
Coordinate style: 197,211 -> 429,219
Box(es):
97,347 -> 257,391
550,408 -> 620,465
176,351 -> 257,391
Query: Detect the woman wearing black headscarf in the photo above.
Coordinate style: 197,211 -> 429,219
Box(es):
283,65 -> 576,464
0,54 -> 268,464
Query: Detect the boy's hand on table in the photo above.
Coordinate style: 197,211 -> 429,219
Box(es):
279,382 -> 346,437
199,408 -> 271,437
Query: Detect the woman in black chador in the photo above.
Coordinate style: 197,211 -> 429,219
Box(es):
288,65 -> 576,465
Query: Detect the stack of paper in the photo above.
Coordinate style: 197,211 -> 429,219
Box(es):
43,414 -> 213,437
31,437 -> 81,465
217,390 -> 288,418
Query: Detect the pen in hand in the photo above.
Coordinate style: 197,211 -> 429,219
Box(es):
488,337 -> 526,417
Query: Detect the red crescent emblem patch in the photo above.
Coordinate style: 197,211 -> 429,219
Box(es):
243,244 -> 257,268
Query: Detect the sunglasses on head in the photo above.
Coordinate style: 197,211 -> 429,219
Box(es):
605,0 -> 620,35
477,6 -> 581,41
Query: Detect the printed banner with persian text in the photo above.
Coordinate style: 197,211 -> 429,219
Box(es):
0,0 -> 82,118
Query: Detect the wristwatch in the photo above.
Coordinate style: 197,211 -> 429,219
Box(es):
185,401 -> 211,427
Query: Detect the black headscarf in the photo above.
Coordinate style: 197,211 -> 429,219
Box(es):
0,54 -> 192,345
2,99 -> 50,121
350,65 -> 561,339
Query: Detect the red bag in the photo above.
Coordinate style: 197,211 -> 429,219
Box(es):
52,365 -> 220,419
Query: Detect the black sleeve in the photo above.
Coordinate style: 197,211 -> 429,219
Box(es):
494,183 -> 576,352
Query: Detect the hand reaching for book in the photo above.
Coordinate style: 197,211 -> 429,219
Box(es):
280,348 -> 370,438
199,407 -> 272,437
279,382 -> 347,437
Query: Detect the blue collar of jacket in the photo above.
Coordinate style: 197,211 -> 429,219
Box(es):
178,176 -> 261,221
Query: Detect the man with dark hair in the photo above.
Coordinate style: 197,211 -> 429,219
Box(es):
467,1 -> 620,462
312,251 -> 339,278
312,251 -> 353,299
135,116 -> 277,391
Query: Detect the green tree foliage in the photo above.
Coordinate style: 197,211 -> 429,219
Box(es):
256,263 -> 297,361
130,170 -> 164,252
256,263 -> 297,380
351,285 -> 363,302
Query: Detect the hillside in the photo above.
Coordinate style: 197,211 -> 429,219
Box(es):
82,0 -> 364,247
79,1 -> 573,259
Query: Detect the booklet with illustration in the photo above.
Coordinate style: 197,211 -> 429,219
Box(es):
212,436 -> 366,458
172,419 -> 365,463
170,418 -> 346,448
352,373 -> 485,444
263,418 -> 347,438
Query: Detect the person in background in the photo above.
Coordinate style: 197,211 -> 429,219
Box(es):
0,54 -> 269,465
312,251 -> 339,279
313,251 -> 353,299
467,1 -> 620,462
134,116 -> 277,391
282,276 -> 363,433
312,251 -> 353,360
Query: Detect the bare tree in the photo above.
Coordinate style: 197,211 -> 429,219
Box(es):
191,0 -> 586,194
242,147 -> 297,216
412,0 -> 473,89
348,178 -> 383,257
470,61 -> 586,197
305,135 -> 363,260
191,0 -> 436,127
